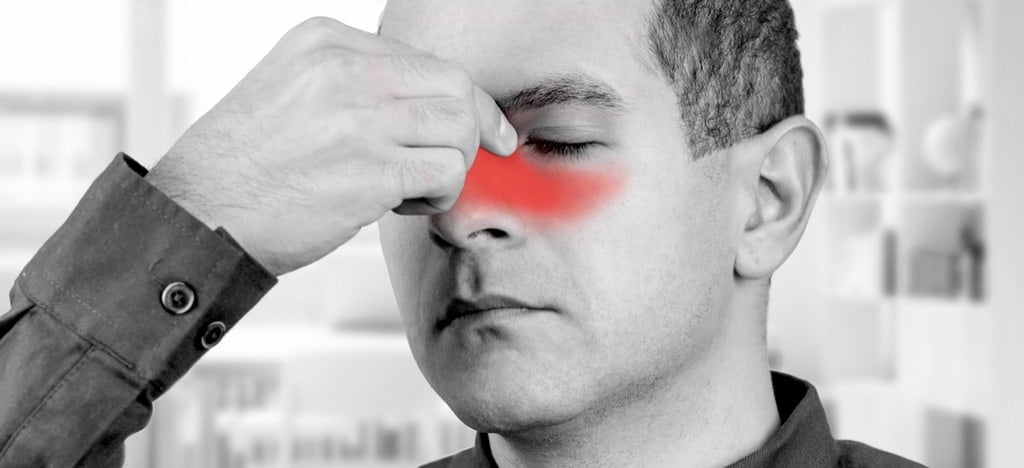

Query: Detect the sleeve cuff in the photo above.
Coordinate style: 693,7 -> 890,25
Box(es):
17,153 -> 277,393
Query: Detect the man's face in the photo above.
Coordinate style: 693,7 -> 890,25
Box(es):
379,0 -> 738,432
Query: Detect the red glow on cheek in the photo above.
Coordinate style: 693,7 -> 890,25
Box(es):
455,148 -> 625,226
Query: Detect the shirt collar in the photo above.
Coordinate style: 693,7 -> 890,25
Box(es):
728,372 -> 839,467
425,371 -> 839,468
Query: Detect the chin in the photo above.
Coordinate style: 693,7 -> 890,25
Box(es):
424,360 -> 588,435
445,385 -> 581,435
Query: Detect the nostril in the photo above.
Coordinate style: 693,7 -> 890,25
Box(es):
429,228 -> 508,249
430,231 -> 454,249
467,228 -> 509,240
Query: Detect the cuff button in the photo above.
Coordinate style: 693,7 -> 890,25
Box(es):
200,321 -> 227,349
161,282 -> 196,315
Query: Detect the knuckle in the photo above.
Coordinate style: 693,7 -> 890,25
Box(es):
386,159 -> 426,195
300,16 -> 341,35
411,98 -> 473,126
363,54 -> 394,77
306,49 -> 368,82
405,101 -> 431,124
387,55 -> 475,101
381,159 -> 408,193
306,47 -> 337,68
389,53 -> 431,81
403,99 -> 478,152
437,65 -> 473,97
338,50 -> 370,73
445,98 -> 477,127
291,16 -> 342,47
390,153 -> 465,196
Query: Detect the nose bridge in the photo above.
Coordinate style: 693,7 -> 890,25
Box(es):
428,147 -> 627,249
428,148 -> 532,249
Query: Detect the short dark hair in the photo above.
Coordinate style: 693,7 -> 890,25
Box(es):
646,0 -> 804,158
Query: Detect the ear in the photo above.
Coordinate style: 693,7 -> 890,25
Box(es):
733,116 -> 828,280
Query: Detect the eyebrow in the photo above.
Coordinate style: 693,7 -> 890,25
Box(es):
495,74 -> 629,115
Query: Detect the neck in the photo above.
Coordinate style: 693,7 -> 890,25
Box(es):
490,292 -> 780,468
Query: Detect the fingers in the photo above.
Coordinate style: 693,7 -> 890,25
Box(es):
474,86 -> 518,157
287,16 -> 421,56
289,17 -> 518,159
393,197 -> 450,216
385,97 -> 479,167
386,147 -> 467,214
385,92 -> 516,166
281,16 -> 518,217
377,53 -> 477,99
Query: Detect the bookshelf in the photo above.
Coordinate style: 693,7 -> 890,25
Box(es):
0,92 -> 124,206
151,326 -> 474,468
776,0 -> 993,465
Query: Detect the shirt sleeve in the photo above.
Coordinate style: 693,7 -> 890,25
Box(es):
0,153 -> 277,467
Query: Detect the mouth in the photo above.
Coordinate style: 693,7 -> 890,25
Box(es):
437,294 -> 552,331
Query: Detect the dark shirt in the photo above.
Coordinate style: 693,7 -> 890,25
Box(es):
0,154 -> 276,466
421,372 -> 925,467
0,154 -> 922,467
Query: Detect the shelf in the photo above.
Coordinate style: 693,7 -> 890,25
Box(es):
820,192 -> 888,204
821,376 -> 986,419
823,292 -> 892,304
791,0 -> 998,462
0,179 -> 93,208
894,298 -> 990,414
899,191 -> 986,204
201,325 -> 408,365
820,191 -> 986,205
894,296 -> 987,315
819,377 -> 985,466
0,250 -> 33,270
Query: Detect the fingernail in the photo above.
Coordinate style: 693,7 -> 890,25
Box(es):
497,113 -> 510,137
498,115 -> 518,154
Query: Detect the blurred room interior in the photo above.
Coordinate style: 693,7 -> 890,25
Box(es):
0,1 -> 1021,467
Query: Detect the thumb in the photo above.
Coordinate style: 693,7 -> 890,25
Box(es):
474,85 -> 518,158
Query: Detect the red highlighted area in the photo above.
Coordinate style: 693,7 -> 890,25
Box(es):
454,148 -> 624,226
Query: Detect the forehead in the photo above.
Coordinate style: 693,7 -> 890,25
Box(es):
380,0 -> 657,97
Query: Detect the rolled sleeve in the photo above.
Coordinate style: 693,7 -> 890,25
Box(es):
0,153 -> 276,466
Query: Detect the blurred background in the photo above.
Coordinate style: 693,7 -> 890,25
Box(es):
0,0 -> 1021,467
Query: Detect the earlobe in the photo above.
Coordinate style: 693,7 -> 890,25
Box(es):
734,116 -> 828,280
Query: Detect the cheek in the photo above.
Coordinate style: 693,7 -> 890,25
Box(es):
587,166 -> 728,305
379,217 -> 430,301
454,148 -> 626,227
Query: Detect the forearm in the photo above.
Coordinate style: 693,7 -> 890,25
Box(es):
0,154 -> 275,466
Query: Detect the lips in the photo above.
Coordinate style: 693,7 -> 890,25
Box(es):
437,294 -> 550,331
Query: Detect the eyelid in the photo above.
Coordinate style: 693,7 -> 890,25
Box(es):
523,137 -> 601,161
525,135 -> 599,146
526,125 -> 606,140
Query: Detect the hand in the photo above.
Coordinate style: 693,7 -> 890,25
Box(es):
146,17 -> 517,276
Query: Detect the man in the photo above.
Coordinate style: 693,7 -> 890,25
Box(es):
0,0 -> 923,466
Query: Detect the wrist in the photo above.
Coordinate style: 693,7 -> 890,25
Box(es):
146,159 -> 220,231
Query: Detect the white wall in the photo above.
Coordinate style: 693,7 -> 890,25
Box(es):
168,0 -> 387,128
0,1 -> 129,92
986,0 -> 1024,465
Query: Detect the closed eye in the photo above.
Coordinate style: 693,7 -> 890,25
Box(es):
524,138 -> 599,160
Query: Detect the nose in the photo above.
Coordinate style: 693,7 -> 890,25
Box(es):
428,148 -> 530,250
428,202 -> 528,250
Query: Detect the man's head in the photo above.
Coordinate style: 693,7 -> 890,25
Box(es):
377,0 -> 826,436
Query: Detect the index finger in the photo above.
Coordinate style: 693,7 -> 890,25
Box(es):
474,86 -> 518,157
